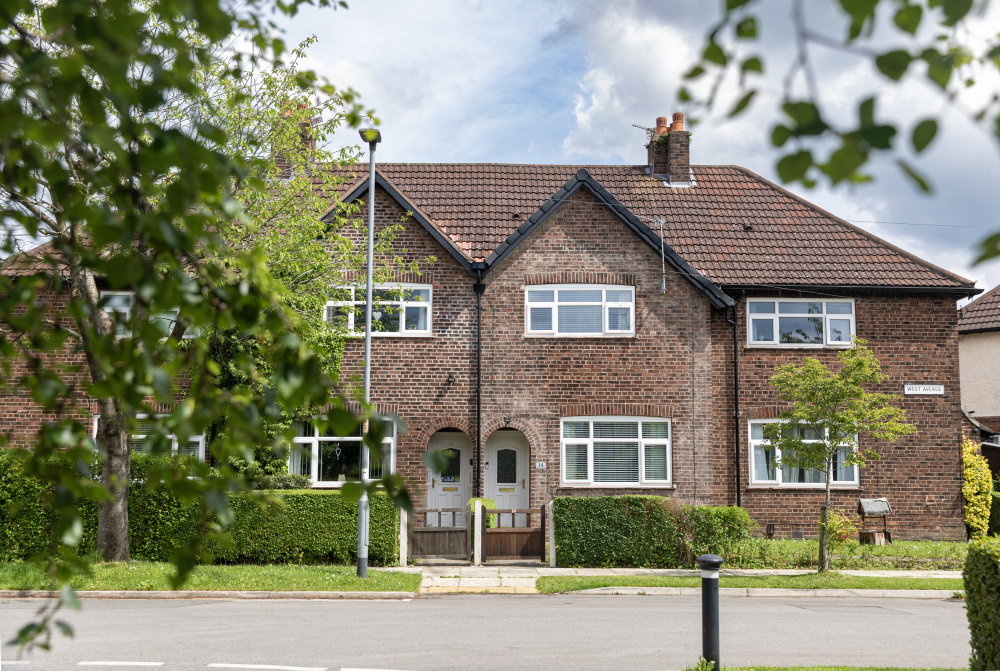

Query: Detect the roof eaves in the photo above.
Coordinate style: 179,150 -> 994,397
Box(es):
483,168 -> 734,309
335,171 -> 475,274
729,166 -> 977,289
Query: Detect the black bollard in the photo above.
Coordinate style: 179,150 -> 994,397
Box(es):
696,553 -> 724,671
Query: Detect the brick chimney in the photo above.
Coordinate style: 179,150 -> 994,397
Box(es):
646,112 -> 692,185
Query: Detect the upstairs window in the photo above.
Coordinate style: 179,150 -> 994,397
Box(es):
99,291 -> 134,338
748,420 -> 858,488
525,285 -> 635,337
747,298 -> 854,347
560,417 -> 671,486
325,285 -> 432,336
92,414 -> 205,460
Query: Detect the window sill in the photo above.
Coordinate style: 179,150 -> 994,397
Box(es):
525,333 -> 636,339
745,343 -> 853,350
560,483 -> 675,489
344,332 -> 434,338
745,484 -> 860,491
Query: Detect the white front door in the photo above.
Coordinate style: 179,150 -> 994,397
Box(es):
426,432 -> 473,527
485,430 -> 529,527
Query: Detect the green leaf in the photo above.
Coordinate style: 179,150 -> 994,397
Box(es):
897,159 -> 932,193
703,40 -> 728,66
838,0 -> 878,39
875,50 -> 912,80
912,118 -> 938,153
922,48 -> 954,89
742,56 -> 763,74
726,0 -> 754,9
728,89 -> 757,117
684,65 -> 706,79
771,124 -> 792,147
736,17 -> 757,38
422,448 -> 452,475
776,150 -> 814,183
930,0 -> 973,26
893,5 -> 923,34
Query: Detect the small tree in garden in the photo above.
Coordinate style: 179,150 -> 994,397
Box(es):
764,338 -> 914,572
962,438 -> 993,539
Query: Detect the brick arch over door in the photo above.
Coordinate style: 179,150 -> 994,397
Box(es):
482,419 -> 543,452
412,416 -> 473,449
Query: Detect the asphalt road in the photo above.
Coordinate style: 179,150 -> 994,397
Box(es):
0,594 -> 971,670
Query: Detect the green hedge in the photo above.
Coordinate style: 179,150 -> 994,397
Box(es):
0,452 -> 398,566
964,536 -> 1000,670
989,475 -> 1000,537
468,497 -> 497,529
552,495 -> 756,568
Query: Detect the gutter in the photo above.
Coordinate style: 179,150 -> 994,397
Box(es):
473,263 -> 486,498
721,283 -> 981,298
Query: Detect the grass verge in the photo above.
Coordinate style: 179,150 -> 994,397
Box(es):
714,667 -> 963,671
0,561 -> 421,592
536,573 -> 964,594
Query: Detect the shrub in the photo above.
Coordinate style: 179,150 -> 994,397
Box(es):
964,536 -> 1000,670
552,496 -> 754,568
822,509 -> 859,544
990,475 -> 1000,537
468,497 -> 497,528
963,439 -> 993,538
251,473 -> 312,490
0,450 -> 57,561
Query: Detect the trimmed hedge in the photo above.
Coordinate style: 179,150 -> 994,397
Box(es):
989,475 -> 1000,537
0,452 -> 398,566
468,497 -> 497,529
963,439 -> 993,538
552,495 -> 755,568
964,536 -> 1000,670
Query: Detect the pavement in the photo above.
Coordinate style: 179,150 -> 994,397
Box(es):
0,593 -> 972,670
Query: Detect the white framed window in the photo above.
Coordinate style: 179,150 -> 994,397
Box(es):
525,285 -> 635,337
560,417 -> 671,487
289,419 -> 396,487
150,308 -> 199,339
91,414 -> 205,460
747,419 -> 859,488
747,298 -> 855,347
324,284 -> 432,336
99,291 -> 134,338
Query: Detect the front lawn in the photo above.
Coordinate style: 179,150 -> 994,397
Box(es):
0,561 -> 421,592
708,667 -> 963,671
536,573 -> 964,594
721,539 -> 967,570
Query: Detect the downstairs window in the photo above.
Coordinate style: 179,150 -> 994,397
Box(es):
560,417 -> 671,486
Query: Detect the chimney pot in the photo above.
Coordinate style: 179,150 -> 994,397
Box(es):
654,117 -> 669,136
670,112 -> 684,132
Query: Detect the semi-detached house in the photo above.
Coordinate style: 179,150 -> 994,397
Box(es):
317,114 -> 978,540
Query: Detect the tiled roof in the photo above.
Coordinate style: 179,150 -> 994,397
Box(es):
960,283 -> 1000,333
330,163 -> 973,290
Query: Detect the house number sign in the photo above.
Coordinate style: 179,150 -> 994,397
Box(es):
535,462 -> 547,470
904,384 -> 944,395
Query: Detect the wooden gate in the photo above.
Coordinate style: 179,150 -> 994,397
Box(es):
408,507 -> 471,561
482,508 -> 545,561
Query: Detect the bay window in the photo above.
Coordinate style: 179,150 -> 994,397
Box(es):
289,419 -> 396,487
748,420 -> 859,488
525,285 -> 635,337
561,417 -> 671,486
325,284 -> 432,336
747,298 -> 855,347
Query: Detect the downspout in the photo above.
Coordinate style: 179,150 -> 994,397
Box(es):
474,268 -> 485,498
725,292 -> 744,507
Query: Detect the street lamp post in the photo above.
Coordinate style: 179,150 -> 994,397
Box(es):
357,127 -> 381,579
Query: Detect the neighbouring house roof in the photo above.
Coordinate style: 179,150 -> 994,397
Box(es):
959,283 -> 1000,333
328,163 -> 977,294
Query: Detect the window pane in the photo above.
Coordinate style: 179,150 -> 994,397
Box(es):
373,288 -> 400,301
563,422 -> 589,439
606,289 -> 632,302
293,420 -> 314,438
527,290 -> 554,302
593,421 -> 638,439
319,441 -> 361,482
558,289 -> 602,302
439,449 -> 461,483
135,417 -> 159,435
794,426 -> 823,441
833,446 -> 856,482
131,435 -> 151,454
781,464 -> 824,484
779,302 -> 822,314
748,302 -> 774,314
779,316 -> 823,343
178,439 -> 200,458
151,309 -> 178,336
564,444 -> 588,480
529,307 -> 552,331
367,304 -> 399,333
642,422 -> 670,439
608,307 -> 631,331
103,294 -> 133,309
593,442 -> 639,483
644,444 -> 668,480
558,305 -> 602,333
751,319 -> 774,342
827,302 -> 853,314
829,319 -> 852,342
753,443 -> 776,481
325,304 -> 351,329
750,423 -> 765,440
289,444 -> 312,476
403,288 -> 430,302
496,448 -> 517,484
404,306 -> 427,331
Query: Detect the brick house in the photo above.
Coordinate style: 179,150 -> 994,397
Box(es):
959,284 -> 1000,473
318,113 -> 978,540
2,113 -> 980,540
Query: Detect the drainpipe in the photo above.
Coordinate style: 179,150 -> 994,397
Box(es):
724,294 -> 744,507
473,267 -> 486,498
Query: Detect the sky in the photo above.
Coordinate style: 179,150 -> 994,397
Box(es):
277,0 -> 1000,296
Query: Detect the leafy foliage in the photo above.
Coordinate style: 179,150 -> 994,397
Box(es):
552,495 -> 755,568
824,509 -> 860,544
468,497 -> 497,529
764,337 -> 914,570
964,536 -> 1000,670
680,0 -> 1000,261
990,474 -> 1000,536
963,439 -> 993,538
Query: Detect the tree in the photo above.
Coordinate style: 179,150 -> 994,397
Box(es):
681,0 -> 1000,262
763,338 -> 914,572
0,0 -> 407,649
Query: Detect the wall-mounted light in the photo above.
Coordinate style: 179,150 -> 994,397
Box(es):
503,415 -> 511,426
447,373 -> 455,384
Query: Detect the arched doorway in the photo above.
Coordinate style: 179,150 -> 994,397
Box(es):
485,429 -> 529,526
426,429 -> 473,526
